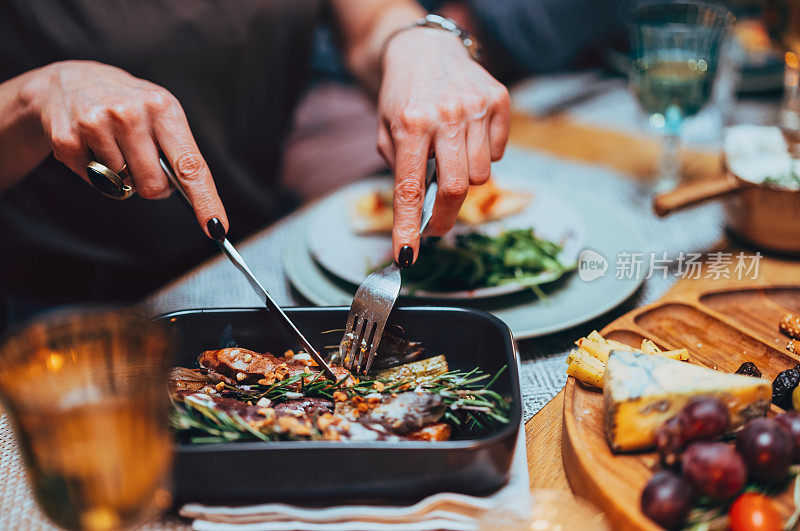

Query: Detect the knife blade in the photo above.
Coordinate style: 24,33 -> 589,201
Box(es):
159,156 -> 338,380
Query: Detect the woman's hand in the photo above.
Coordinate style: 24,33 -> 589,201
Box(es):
19,60 -> 227,237
377,28 -> 510,265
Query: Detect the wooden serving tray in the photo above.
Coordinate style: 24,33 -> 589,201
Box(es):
562,285 -> 800,530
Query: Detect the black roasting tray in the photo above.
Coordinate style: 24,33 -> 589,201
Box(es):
161,306 -> 521,504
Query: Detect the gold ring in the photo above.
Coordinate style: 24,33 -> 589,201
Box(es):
86,161 -> 134,200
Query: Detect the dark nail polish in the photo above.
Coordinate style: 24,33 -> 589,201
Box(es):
207,218 -> 226,241
398,245 -> 414,268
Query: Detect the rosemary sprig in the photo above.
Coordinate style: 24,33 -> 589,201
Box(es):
171,394 -> 272,444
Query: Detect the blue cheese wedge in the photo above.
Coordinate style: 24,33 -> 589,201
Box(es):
604,350 -> 771,453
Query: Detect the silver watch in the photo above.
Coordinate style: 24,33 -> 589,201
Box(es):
390,14 -> 482,62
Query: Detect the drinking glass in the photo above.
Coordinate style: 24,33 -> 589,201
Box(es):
0,307 -> 174,530
763,0 -> 800,157
628,1 -> 734,191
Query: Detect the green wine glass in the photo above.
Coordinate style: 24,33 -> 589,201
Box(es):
628,1 -> 734,191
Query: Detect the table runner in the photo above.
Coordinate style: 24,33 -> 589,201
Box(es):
0,72 -> 777,529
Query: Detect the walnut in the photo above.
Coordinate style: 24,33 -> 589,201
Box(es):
781,313 -> 800,340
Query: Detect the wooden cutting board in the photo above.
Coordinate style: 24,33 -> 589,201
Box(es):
562,285 -> 800,530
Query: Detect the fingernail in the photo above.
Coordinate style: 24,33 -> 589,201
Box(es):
207,218 -> 226,241
398,245 -> 414,268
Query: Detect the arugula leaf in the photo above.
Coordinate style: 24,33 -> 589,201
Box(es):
397,229 -> 565,291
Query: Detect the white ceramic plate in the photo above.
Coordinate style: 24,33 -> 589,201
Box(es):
286,190 -> 646,339
305,177 -> 586,299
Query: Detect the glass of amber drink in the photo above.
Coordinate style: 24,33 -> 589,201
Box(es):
0,307 -> 174,530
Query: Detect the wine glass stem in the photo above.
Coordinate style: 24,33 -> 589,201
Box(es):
657,131 -> 681,191
780,53 -> 800,158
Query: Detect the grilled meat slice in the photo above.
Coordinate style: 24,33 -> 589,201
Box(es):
198,348 -> 293,385
273,398 -> 333,417
335,392 -> 445,435
168,367 -> 213,395
177,392 -> 403,441
198,347 -> 355,386
178,392 -> 320,439
178,391 -> 269,424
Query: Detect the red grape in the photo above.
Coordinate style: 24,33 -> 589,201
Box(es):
640,471 -> 693,529
656,397 -> 728,466
656,415 -> 685,467
681,442 -> 746,499
736,418 -> 792,482
774,410 -> 800,462
680,397 -> 729,441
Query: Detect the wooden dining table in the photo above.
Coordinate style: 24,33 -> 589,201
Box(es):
0,74 -> 793,529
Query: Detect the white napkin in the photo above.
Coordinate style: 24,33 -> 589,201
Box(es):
180,426 -> 530,531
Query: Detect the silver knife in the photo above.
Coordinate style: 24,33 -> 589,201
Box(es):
159,157 -> 338,380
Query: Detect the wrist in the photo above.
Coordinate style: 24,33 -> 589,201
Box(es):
383,26 -> 468,68
17,63 -> 62,117
383,14 -> 480,66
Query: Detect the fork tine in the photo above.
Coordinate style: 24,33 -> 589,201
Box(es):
342,311 -> 357,370
348,317 -> 367,372
355,320 -> 376,373
363,320 -> 386,374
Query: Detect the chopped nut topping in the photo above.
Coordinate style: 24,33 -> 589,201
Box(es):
258,373 -> 277,385
789,339 -> 797,354
372,381 -> 385,392
215,382 -> 226,391
293,352 -> 318,366
243,353 -> 252,363
235,372 -> 247,381
284,350 -> 294,359
317,413 -> 334,431
277,416 -> 312,436
332,390 -> 348,402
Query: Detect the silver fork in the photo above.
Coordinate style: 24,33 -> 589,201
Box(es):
343,162 -> 437,374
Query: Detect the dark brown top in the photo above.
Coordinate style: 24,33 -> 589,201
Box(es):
0,0 -> 319,303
